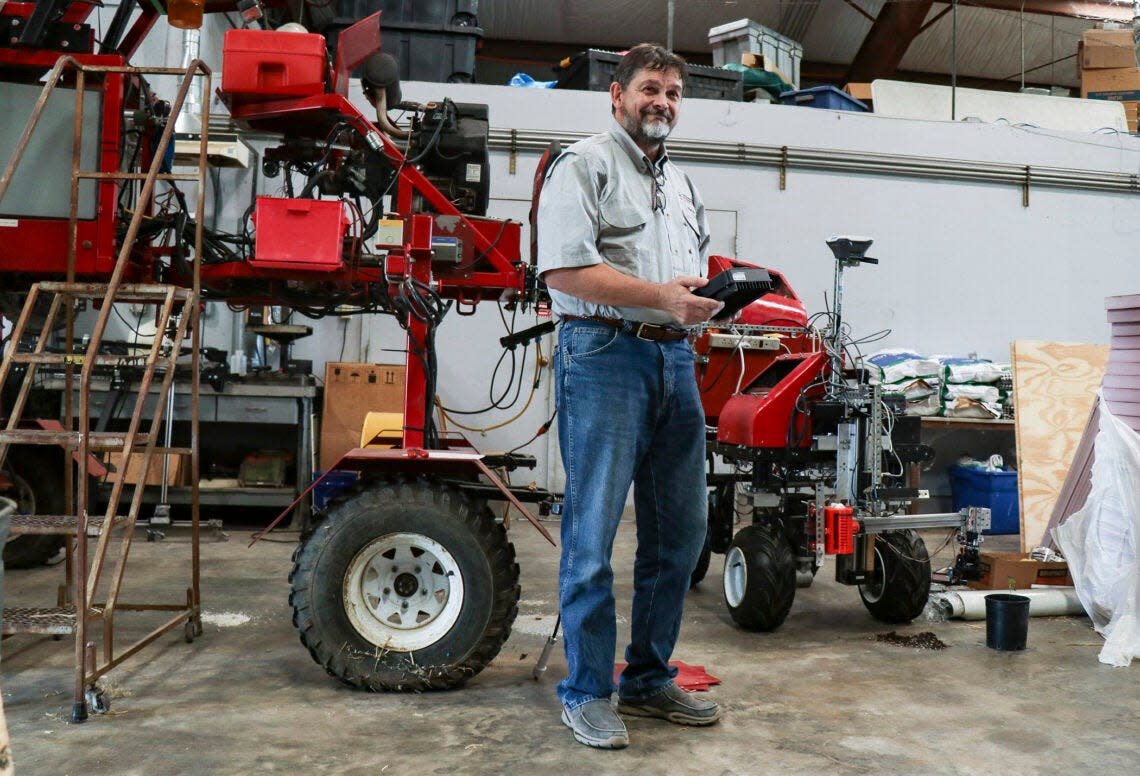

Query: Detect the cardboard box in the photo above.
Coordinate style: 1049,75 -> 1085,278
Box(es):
1081,29 -> 1138,70
320,362 -> 405,469
740,51 -> 793,88
1124,99 -> 1140,132
104,451 -> 184,487
1081,66 -> 1140,100
843,82 -> 873,111
967,551 -> 1074,590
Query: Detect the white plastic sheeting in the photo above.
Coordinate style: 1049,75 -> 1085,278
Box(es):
1053,397 -> 1140,667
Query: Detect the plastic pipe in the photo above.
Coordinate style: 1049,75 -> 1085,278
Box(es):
930,587 -> 1084,621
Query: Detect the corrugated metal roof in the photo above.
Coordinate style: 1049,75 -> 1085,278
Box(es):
479,0 -> 1106,87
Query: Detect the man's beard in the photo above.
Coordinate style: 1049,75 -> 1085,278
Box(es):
620,105 -> 674,145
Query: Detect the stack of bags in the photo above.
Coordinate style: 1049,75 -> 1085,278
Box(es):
938,357 -> 1012,419
866,350 -> 941,416
867,350 -> 1013,418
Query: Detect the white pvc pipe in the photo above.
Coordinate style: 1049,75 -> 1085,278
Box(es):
930,587 -> 1085,621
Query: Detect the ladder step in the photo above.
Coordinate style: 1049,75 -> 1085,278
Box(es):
1,606 -> 76,636
36,282 -> 191,302
9,514 -> 130,537
0,429 -> 150,450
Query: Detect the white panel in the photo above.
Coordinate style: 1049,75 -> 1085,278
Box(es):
871,79 -> 1127,132
706,209 -> 737,258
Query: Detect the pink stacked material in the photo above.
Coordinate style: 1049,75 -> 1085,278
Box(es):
1045,293 -> 1140,547
1104,293 -> 1140,432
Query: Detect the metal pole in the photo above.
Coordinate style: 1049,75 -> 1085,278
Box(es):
1019,1 -> 1025,92
951,0 -> 958,121
667,0 -> 675,51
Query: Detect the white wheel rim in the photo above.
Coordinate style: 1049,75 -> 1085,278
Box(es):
859,544 -> 887,604
724,546 -> 747,608
343,532 -> 464,652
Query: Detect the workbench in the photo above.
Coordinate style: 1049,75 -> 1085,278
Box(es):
912,416 -> 1016,515
47,374 -> 316,526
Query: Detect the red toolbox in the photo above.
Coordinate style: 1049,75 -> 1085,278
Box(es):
252,197 -> 348,271
221,29 -> 328,100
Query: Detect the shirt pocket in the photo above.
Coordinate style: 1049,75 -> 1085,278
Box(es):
598,192 -> 651,272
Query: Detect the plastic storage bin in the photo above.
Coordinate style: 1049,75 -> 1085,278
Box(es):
555,49 -> 743,102
379,23 -> 482,82
337,0 -> 478,28
221,29 -> 328,100
949,466 -> 1020,535
251,198 -> 348,272
708,18 -> 803,89
779,85 -> 867,112
312,470 -> 360,511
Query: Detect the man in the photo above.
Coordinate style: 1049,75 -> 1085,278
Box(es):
536,43 -> 725,750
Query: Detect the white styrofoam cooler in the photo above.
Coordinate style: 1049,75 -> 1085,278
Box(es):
708,18 -> 803,89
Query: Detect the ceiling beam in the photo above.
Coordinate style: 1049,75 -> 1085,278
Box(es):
847,0 -> 935,83
948,0 -> 1132,22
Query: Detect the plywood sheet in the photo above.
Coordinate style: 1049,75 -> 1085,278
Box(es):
1011,340 -> 1110,551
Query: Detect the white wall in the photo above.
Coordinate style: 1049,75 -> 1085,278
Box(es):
93,17 -> 1140,491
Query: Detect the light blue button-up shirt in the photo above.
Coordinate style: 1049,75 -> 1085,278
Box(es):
536,120 -> 711,326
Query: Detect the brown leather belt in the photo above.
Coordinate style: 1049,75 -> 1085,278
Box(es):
560,314 -> 689,343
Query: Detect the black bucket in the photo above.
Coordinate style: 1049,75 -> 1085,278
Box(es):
985,593 -> 1030,651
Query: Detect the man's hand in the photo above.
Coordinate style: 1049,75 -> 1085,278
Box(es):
661,276 -> 724,325
543,265 -> 724,324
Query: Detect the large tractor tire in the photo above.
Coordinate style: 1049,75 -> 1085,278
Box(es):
858,530 -> 931,624
3,449 -> 66,569
722,524 -> 796,631
289,476 -> 520,691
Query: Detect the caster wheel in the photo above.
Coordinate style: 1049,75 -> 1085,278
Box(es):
184,619 -> 195,643
85,685 -> 109,715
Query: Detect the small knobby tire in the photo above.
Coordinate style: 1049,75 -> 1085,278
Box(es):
858,529 -> 931,624
289,476 -> 520,691
722,524 -> 797,631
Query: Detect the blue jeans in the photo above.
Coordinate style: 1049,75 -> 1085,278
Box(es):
555,319 -> 707,709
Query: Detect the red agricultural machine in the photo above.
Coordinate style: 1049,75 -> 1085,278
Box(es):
0,4 -> 562,718
693,238 -> 987,630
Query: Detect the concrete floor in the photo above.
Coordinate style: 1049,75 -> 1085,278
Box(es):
2,515 -> 1137,776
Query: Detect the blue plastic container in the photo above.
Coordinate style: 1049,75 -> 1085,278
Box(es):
312,470 -> 359,511
949,466 -> 1020,535
779,85 -> 867,112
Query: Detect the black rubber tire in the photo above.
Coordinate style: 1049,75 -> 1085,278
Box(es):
3,448 -> 66,569
289,476 -> 520,691
859,530 -> 931,624
689,524 -> 712,588
722,524 -> 796,631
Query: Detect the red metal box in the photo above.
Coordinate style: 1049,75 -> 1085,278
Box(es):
221,29 -> 327,100
252,197 -> 347,271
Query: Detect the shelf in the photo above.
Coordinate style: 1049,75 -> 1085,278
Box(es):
98,484 -> 298,508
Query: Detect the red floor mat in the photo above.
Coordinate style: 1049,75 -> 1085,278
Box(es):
612,660 -> 721,691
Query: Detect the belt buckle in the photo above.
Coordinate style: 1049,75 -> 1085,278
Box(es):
631,321 -> 652,340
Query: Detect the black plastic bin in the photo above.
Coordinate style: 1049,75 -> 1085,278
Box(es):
555,49 -> 743,102
337,0 -> 479,29
379,22 -> 482,83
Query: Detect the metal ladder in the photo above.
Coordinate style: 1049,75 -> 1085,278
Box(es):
0,56 -> 210,722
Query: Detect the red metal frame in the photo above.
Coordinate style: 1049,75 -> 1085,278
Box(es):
694,257 -> 812,423
0,50 -> 130,279
716,350 -> 830,449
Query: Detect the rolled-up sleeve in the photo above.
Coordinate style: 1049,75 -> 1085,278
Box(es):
536,153 -> 602,279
